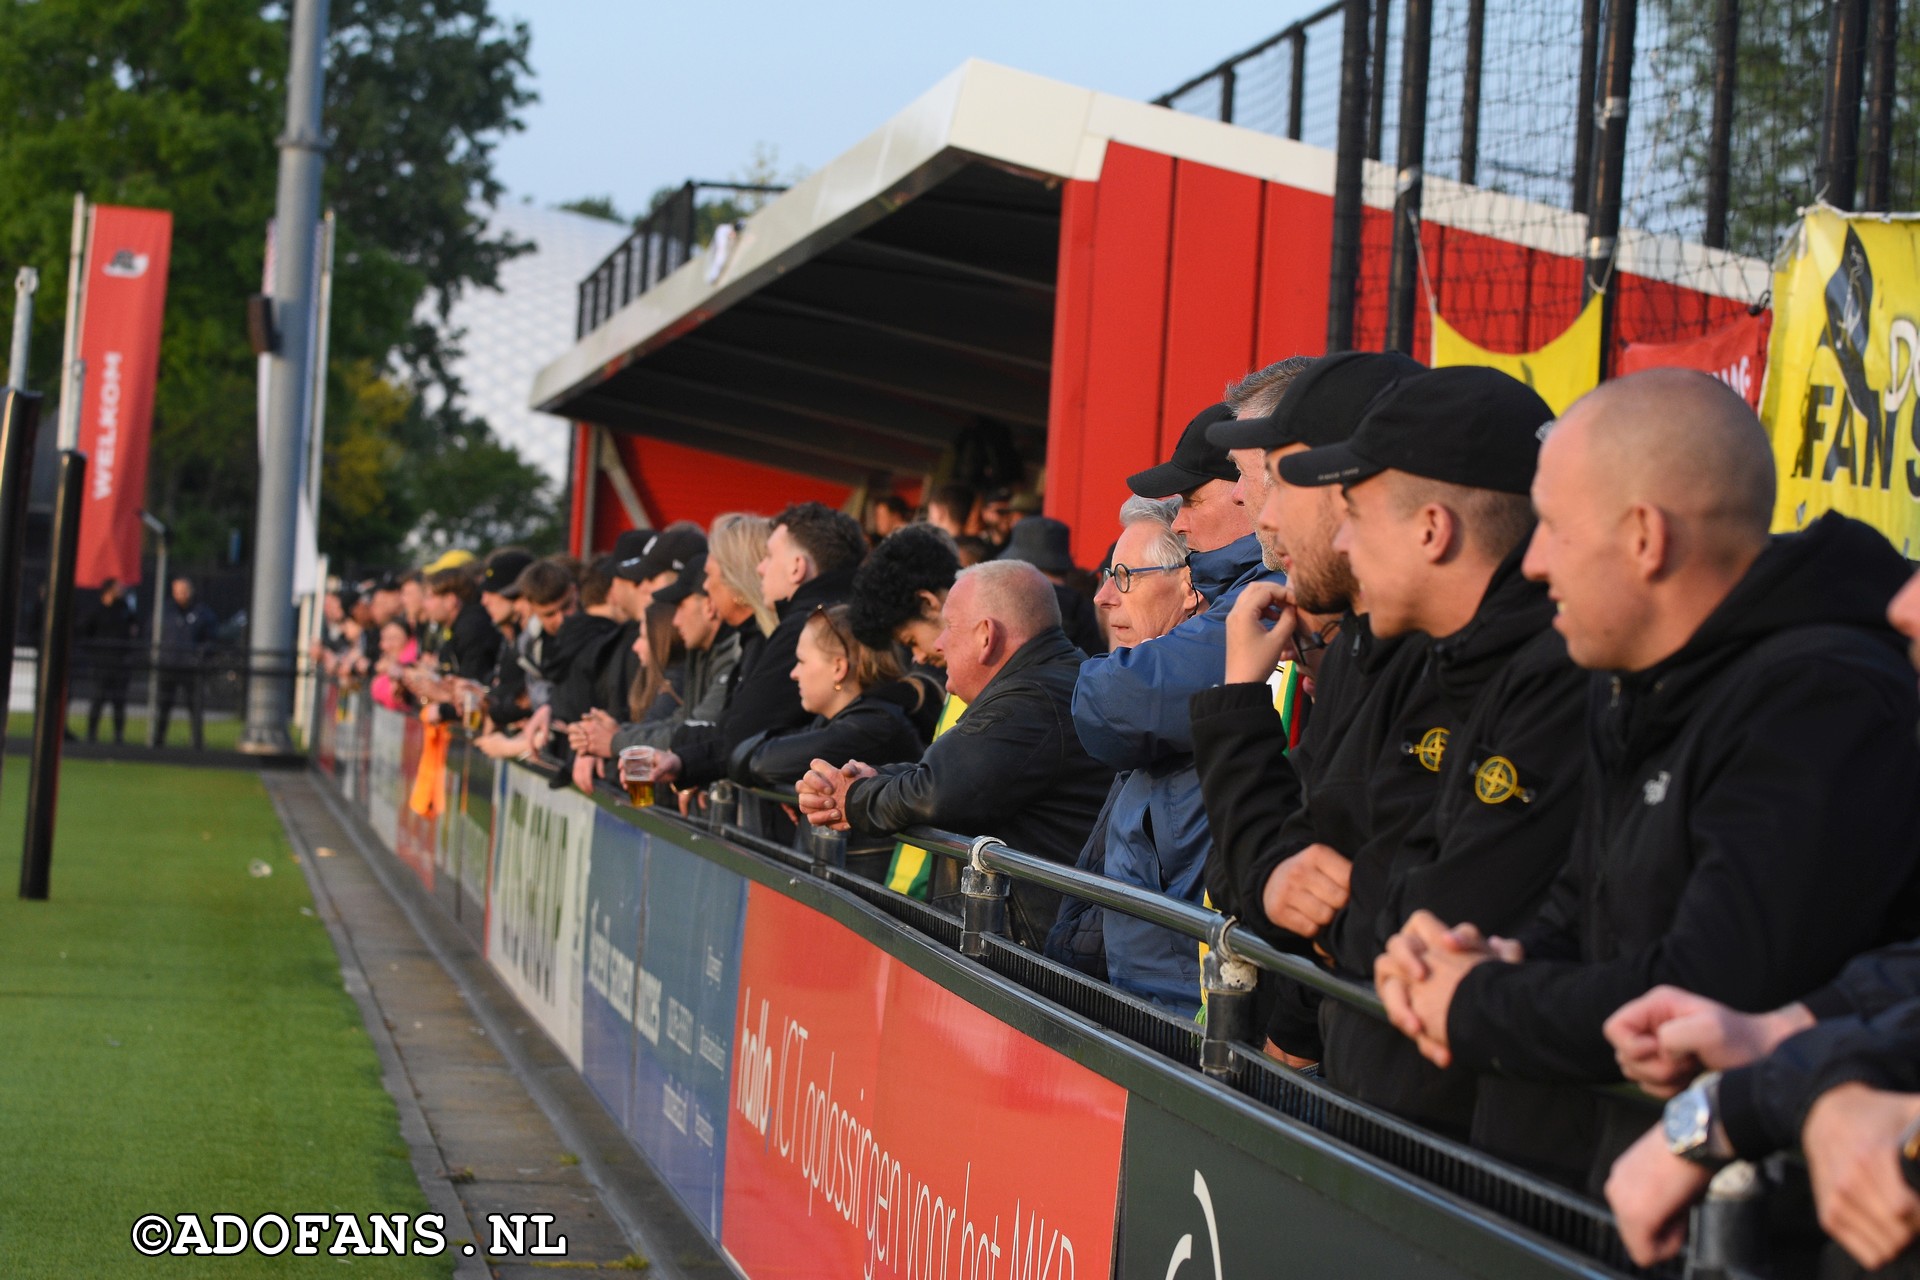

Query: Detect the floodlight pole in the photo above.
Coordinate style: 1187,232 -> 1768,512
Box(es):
241,0 -> 330,755
9,268 -> 37,389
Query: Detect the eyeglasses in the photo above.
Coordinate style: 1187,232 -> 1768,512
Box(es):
808,603 -> 853,654
1098,558 -> 1189,594
1293,617 -> 1342,656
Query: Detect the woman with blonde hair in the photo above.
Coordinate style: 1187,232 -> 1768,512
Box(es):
705,512 -> 776,637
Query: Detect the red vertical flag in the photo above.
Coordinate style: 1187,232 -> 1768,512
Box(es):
73,205 -> 173,588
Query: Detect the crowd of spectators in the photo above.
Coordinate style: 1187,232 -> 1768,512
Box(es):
315,359 -> 1920,1275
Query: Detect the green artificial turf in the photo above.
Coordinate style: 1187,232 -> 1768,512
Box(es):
5,711 -> 245,752
0,760 -> 448,1277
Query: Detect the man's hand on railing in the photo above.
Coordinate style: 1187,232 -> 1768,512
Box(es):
568,709 -> 618,759
473,731 -> 522,760
1224,580 -> 1301,685
797,758 -> 876,831
1604,986 -> 1816,1100
1260,843 -> 1353,938
1374,912 -> 1520,1069
526,705 -> 553,754
572,753 -> 603,793
1604,1124 -> 1712,1266
1802,1082 -> 1920,1271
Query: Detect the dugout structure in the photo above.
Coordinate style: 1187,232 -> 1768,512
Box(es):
532,60 -> 1765,567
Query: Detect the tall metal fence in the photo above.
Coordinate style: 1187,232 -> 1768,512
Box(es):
1156,0 -> 1913,351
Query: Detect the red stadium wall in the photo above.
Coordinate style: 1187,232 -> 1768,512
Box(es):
1044,142 -> 1751,567
580,431 -> 852,554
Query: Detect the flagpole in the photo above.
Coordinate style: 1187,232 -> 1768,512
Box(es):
55,194 -> 90,450
240,0 -> 330,755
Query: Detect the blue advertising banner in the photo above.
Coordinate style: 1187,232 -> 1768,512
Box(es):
629,827 -> 746,1240
581,811 -> 649,1131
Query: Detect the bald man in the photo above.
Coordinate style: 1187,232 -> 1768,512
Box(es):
799,560 -> 1112,946
1375,369 -> 1920,1191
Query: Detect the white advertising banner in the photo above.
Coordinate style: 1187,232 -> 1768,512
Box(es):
487,764 -> 595,1069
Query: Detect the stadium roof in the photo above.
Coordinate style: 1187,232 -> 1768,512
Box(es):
531,59 -> 1769,486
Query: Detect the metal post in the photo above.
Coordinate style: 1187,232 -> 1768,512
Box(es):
1288,28 -> 1308,140
21,450 -> 87,900
1571,0 -> 1603,215
242,0 -> 330,755
1685,1161 -> 1767,1278
1584,0 -> 1638,382
0,390 -> 44,793
1861,0 -> 1896,212
1703,0 -> 1741,248
1459,0 -> 1486,185
1218,64 -> 1238,124
1368,0 -> 1391,160
959,837 -> 1010,958
1385,0 -> 1432,354
1818,0 -> 1868,211
1200,943 -> 1258,1078
10,268 -> 38,389
1328,0 -> 1371,352
141,512 -> 168,746
55,195 -> 89,451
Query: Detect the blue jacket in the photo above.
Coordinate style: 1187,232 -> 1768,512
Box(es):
1066,533 -> 1281,1014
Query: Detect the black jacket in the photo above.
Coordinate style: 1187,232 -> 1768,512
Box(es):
1191,613 -> 1439,1056
78,594 -> 140,664
729,690 -> 926,790
543,612 -> 623,725
1319,549 -> 1589,1137
1452,515 -> 1920,1182
1721,940 -> 1920,1157
483,627 -> 529,729
843,626 -> 1113,946
672,565 -> 855,786
440,599 -> 501,682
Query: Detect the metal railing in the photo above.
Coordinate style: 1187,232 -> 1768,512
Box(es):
574,180 -> 790,338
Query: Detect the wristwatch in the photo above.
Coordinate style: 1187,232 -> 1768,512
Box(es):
1664,1071 -> 1735,1166
1899,1110 -> 1920,1196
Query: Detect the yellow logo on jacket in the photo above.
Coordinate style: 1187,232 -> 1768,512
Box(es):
1474,755 -> 1522,804
1414,727 -> 1449,772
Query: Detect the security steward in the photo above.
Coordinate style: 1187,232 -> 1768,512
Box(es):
1264,364 -> 1588,1138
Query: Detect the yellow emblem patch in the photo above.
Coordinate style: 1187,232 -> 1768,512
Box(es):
1414,727 -> 1449,772
1474,755 -> 1521,804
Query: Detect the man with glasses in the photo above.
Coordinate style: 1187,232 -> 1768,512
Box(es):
1065,390 -> 1302,1003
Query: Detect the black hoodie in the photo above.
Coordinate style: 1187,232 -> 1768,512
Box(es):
1318,545 -> 1589,1137
1451,514 -> 1920,1185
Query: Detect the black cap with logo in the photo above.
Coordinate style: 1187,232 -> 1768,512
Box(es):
653,552 -> 709,607
480,549 -> 535,597
1208,351 -> 1427,452
614,527 -> 708,583
1277,365 -> 1553,495
1126,403 -> 1238,498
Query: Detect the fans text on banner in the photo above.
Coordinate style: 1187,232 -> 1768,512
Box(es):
1760,206 -> 1920,554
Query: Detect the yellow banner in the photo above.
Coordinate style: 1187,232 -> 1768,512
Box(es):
1760,207 -> 1920,555
1432,295 -> 1603,415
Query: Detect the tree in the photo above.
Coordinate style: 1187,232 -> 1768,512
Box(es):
0,0 -> 543,569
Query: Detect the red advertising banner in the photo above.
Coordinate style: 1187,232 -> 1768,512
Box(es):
722,883 -> 1128,1280
1617,310 -> 1772,409
74,204 -> 173,588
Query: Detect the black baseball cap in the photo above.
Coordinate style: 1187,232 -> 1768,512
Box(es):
653,552 -> 709,607
1278,366 -> 1553,495
1208,352 -> 1427,451
1126,403 -> 1238,498
481,549 -> 535,597
616,527 -> 707,583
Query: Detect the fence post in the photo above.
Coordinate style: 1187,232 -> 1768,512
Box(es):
1861,0 -> 1897,212
1327,0 -> 1371,353
1367,0 -> 1391,160
1218,64 -> 1238,124
1584,0 -> 1638,373
1571,0 -> 1603,215
21,450 -> 87,900
958,836 -> 1009,959
0,389 -> 43,799
1459,0 -> 1486,185
1288,28 -> 1307,140
1385,0 -> 1432,355
1685,1161 -> 1768,1278
1818,0 -> 1868,211
1200,933 -> 1258,1079
1703,0 -> 1741,248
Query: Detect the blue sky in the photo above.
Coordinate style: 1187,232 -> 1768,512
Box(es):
493,1 -> 1315,218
